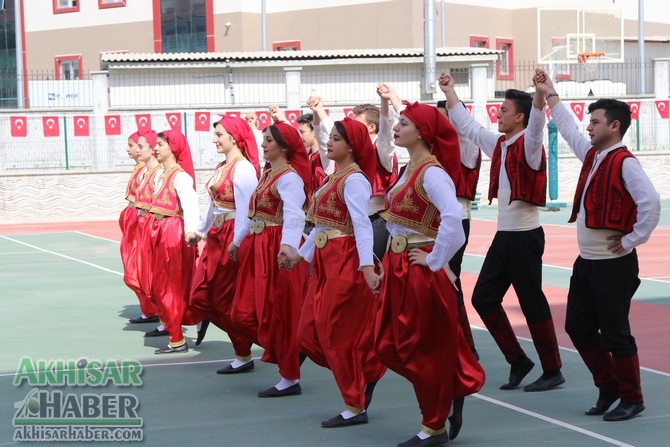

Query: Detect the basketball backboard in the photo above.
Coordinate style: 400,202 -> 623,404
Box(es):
537,7 -> 624,65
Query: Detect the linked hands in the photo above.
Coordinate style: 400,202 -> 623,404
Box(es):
362,265 -> 383,295
278,244 -> 302,269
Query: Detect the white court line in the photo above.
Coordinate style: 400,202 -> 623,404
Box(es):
473,393 -> 634,447
74,231 -> 119,244
0,235 -> 122,276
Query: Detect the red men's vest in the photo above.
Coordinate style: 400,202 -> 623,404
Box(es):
455,155 -> 482,201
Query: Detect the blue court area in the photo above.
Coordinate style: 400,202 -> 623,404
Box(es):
1,219 -> 669,446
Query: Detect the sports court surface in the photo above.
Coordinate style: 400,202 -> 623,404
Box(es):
1,203 -> 669,447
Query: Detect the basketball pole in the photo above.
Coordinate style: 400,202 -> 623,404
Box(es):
638,0 -> 645,94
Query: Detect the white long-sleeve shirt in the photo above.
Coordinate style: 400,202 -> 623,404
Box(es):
550,101 -> 660,259
313,115 -> 336,176
448,103 -> 545,231
153,169 -> 199,235
196,159 -> 259,247
299,172 -> 374,268
385,165 -> 465,272
240,170 -> 306,250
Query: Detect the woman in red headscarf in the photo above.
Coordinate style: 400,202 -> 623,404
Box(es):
120,132 -> 159,324
232,121 -> 311,397
182,116 -> 260,373
133,131 -> 164,334
284,117 -> 387,428
375,102 -> 485,447
148,129 -> 199,354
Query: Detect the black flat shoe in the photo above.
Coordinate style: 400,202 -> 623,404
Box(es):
154,343 -> 188,354
585,390 -> 619,415
397,432 -> 449,447
523,370 -> 566,392
448,397 -> 464,440
603,401 -> 645,421
500,356 -> 535,390
195,320 -> 210,346
321,412 -> 368,428
257,383 -> 302,398
129,315 -> 159,324
144,328 -> 169,337
216,360 -> 255,374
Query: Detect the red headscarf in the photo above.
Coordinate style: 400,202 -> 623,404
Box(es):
272,121 -> 312,198
400,101 -> 461,184
129,131 -> 140,143
336,117 -> 376,186
160,129 -> 196,190
138,130 -> 157,149
214,115 -> 261,178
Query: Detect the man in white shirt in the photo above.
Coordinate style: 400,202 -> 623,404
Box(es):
534,68 -> 660,421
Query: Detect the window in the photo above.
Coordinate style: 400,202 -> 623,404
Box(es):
469,36 -> 489,49
53,0 -> 79,14
155,0 -> 213,53
273,41 -> 301,51
496,38 -> 514,80
98,0 -> 126,8
54,55 -> 82,80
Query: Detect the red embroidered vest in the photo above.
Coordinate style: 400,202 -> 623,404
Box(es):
149,165 -> 184,217
569,146 -> 637,233
310,150 -> 328,197
379,156 -> 442,238
372,150 -> 398,196
208,155 -> 244,210
306,163 -> 360,234
248,164 -> 295,225
135,165 -> 162,211
455,154 -> 482,201
488,134 -> 547,206
125,162 -> 145,202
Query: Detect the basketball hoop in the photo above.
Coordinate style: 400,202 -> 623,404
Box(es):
577,52 -> 605,75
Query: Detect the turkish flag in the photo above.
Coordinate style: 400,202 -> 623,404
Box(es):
165,112 -> 182,131
194,111 -> 211,131
255,111 -> 272,130
10,116 -> 27,137
627,101 -> 641,120
655,100 -> 669,119
105,115 -> 121,135
135,114 -> 152,132
570,102 -> 586,121
42,116 -> 60,137
343,108 -> 355,119
73,115 -> 90,137
486,103 -> 501,123
224,111 -> 241,119
465,104 -> 473,115
285,109 -> 301,128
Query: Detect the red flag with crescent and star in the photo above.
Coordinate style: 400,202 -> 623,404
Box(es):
343,108 -> 355,119
10,116 -> 28,137
105,115 -> 122,135
486,103 -> 501,123
627,101 -> 641,120
254,111 -> 272,130
42,116 -> 60,137
570,102 -> 586,121
655,100 -> 669,119
194,111 -> 211,131
73,115 -> 90,137
135,114 -> 152,132
285,110 -> 301,129
165,112 -> 182,131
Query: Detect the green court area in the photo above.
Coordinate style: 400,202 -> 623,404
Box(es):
1,212 -> 669,446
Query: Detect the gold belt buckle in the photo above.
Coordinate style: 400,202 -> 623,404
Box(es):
138,209 -> 148,216
213,214 -> 225,228
315,231 -> 328,249
390,235 -> 408,254
153,213 -> 165,221
252,219 -> 266,234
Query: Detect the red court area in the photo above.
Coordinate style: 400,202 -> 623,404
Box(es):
2,219 -> 669,373
463,218 -> 670,374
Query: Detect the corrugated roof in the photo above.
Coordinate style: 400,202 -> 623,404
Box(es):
100,47 -> 501,64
